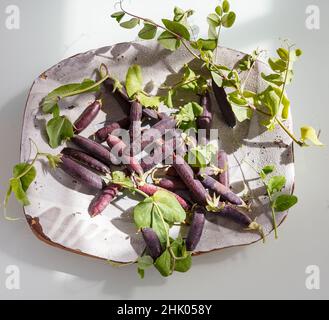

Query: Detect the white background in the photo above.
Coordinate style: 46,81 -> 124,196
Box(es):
0,0 -> 328,300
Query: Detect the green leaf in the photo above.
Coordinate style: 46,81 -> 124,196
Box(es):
267,176 -> 286,195
211,71 -> 223,88
152,210 -> 169,245
194,38 -> 217,51
273,195 -> 298,212
222,0 -> 230,13
260,87 -> 280,116
46,116 -> 74,149
154,249 -> 172,277
134,197 -> 154,229
138,23 -> 157,40
175,253 -> 192,273
5,163 -> 37,207
41,79 -> 99,114
120,18 -> 140,29
175,102 -> 203,129
126,65 -> 143,98
162,19 -> 190,40
112,171 -> 134,189
261,73 -> 284,87
171,238 -> 192,273
277,48 -> 289,61
300,126 -> 324,146
10,178 -> 30,206
187,143 -> 218,168
158,31 -> 181,51
207,13 -> 221,27
153,191 -> 186,224
261,165 -> 276,176
137,92 -> 162,109
228,91 -> 248,106
215,5 -> 223,16
268,58 -> 287,73
231,105 -> 253,122
13,163 -> 37,191
272,86 -> 290,119
111,11 -> 125,23
137,255 -> 154,279
221,12 -> 236,28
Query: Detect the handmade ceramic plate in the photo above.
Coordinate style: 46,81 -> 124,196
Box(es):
21,41 -> 294,263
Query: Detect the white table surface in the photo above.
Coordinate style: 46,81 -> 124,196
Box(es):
0,0 -> 328,300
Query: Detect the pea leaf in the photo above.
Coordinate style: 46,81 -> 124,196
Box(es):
207,13 -> 221,27
111,11 -> 125,23
138,23 -> 157,40
134,197 -> 154,229
120,18 -> 140,29
158,31 -> 181,51
162,19 -> 190,40
41,79 -> 99,114
221,12 -> 236,28
260,165 -> 276,179
211,71 -> 223,88
258,86 -> 280,116
126,65 -> 143,98
6,163 -> 37,207
170,237 -> 192,273
268,58 -> 287,73
137,256 -> 154,279
175,102 -> 203,130
152,210 -> 169,245
222,0 -> 230,13
300,126 -> 324,146
154,249 -> 172,277
13,163 -> 37,191
193,38 -> 217,51
215,6 -> 223,16
267,176 -> 286,195
273,195 -> 298,212
261,73 -> 284,87
231,105 -> 253,122
137,92 -> 162,109
153,191 -> 186,224
277,48 -> 289,61
46,116 -> 74,149
112,171 -> 134,189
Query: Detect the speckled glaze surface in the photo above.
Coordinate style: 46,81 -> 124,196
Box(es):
21,41 -> 294,263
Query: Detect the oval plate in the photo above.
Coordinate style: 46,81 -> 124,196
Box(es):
21,41 -> 294,263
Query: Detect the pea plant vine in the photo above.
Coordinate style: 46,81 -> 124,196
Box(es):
112,0 -> 323,147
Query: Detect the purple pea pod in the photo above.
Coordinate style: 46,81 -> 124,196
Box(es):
59,155 -> 104,191
212,80 -> 236,128
155,177 -> 186,191
106,134 -> 144,176
197,91 -> 213,130
142,108 -> 160,121
173,155 -> 209,206
198,174 -> 243,206
95,117 -> 130,142
141,118 -> 177,149
186,206 -> 206,252
62,148 -> 110,175
217,150 -> 230,187
89,184 -> 119,217
71,135 -> 115,166
74,100 -> 102,134
142,228 -> 163,260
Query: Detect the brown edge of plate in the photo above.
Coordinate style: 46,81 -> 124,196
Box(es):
20,42 -> 296,266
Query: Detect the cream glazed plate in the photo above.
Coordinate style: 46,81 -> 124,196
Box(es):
21,40 -> 295,263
